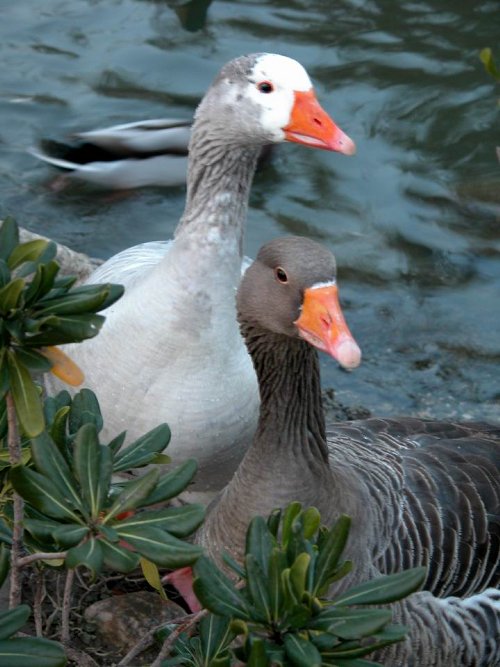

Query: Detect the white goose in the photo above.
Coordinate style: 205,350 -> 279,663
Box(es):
45,53 -> 356,499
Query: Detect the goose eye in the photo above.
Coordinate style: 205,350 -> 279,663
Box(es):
257,81 -> 274,94
275,267 -> 288,283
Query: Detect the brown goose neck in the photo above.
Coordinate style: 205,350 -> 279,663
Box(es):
241,322 -> 329,464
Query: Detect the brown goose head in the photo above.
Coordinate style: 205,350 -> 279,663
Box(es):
237,236 -> 361,370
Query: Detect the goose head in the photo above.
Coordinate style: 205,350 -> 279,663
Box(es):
238,236 -> 362,370
194,53 -> 356,155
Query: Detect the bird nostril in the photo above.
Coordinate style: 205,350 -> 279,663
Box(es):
313,117 -> 322,127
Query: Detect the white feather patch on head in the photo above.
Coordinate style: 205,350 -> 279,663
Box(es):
246,54 -> 313,141
310,279 -> 337,290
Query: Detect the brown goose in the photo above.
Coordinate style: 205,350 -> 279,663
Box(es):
199,236 -> 500,666
44,54 -> 356,500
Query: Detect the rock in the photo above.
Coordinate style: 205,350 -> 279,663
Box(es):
84,590 -> 186,654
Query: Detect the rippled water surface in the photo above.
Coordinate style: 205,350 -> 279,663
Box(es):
1,0 -> 499,420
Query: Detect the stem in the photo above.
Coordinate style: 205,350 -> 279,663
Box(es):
18,551 -> 68,568
150,609 -> 206,667
61,568 -> 75,645
34,569 -> 45,637
6,392 -> 24,608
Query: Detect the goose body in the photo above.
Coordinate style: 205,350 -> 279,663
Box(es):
199,237 -> 500,665
31,118 -> 191,189
45,54 -> 355,498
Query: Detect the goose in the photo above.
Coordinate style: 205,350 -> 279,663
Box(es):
198,236 -> 500,666
45,53 -> 356,499
30,118 -> 192,189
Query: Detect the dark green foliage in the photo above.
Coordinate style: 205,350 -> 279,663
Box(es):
0,605 -> 66,666
186,505 -> 426,666
0,217 -> 123,436
8,388 -> 204,575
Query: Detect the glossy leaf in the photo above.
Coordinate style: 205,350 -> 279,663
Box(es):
138,458 -> 198,506
284,633 -> 322,667
116,525 -> 202,568
107,430 -> 126,454
245,554 -> 272,623
6,351 -> 44,437
113,423 -> 171,472
0,278 -> 25,313
245,515 -> 275,577
66,537 -> 103,574
100,539 -> 140,573
301,507 -> 321,540
0,543 -> 9,587
333,567 -> 426,606
246,638 -> 269,667
30,431 -> 85,514
68,388 -> 102,434
115,503 -> 205,537
199,614 -> 234,662
9,465 -> 82,523
140,556 -> 167,600
24,313 -> 105,346
0,636 -> 66,667
104,469 -> 160,522
281,502 -> 302,546
14,348 -> 52,373
0,604 -> 30,640
323,625 -> 407,659
51,525 -> 89,548
73,423 -> 111,518
23,261 -> 59,305
7,239 -> 50,270
193,555 -> 252,620
0,217 -> 19,261
289,552 -> 310,601
24,518 -> 64,543
310,607 -> 392,638
35,288 -> 110,317
312,515 -> 351,596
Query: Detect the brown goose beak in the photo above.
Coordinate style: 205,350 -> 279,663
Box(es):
294,283 -> 361,370
283,89 -> 356,155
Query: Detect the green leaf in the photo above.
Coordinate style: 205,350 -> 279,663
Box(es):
138,458 -> 198,507
116,525 -> 202,568
289,552 -> 310,601
9,465 -> 83,523
49,406 -> 71,449
0,544 -> 9,587
140,557 -> 167,600
0,604 -> 30,640
281,502 -> 302,546
23,261 -> 60,305
193,555 -> 252,620
268,547 -> 286,622
66,537 -> 103,575
115,504 -> 205,537
100,539 -> 140,573
480,47 -> 500,81
113,424 -> 171,472
30,431 -> 85,515
15,243 -> 57,280
24,518 -> 64,543
51,525 -> 89,548
328,659 -> 381,667
7,240 -> 50,270
14,349 -> 52,373
35,288 -> 109,317
68,388 -> 102,434
246,637 -> 269,667
73,423 -> 111,518
333,567 -> 427,606
323,624 -> 408,659
245,515 -> 275,577
0,217 -> 20,261
104,469 -> 160,522
0,278 -> 25,314
245,553 -> 272,623
284,634 -> 321,667
0,636 -> 66,667
267,508 -> 281,538
107,431 -> 126,454
312,515 -> 351,596
25,314 -> 105,346
6,352 -> 44,437
199,614 -> 235,661
311,607 -> 392,638
301,507 -> 321,539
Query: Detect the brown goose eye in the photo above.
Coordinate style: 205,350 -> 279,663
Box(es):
275,267 -> 288,283
257,81 -> 274,94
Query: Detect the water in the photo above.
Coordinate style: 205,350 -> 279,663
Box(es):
1,0 -> 499,421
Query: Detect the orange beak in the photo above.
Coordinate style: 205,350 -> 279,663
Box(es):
284,89 -> 356,155
294,284 -> 361,370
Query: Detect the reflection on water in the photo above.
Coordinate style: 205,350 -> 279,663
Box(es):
0,0 -> 499,421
